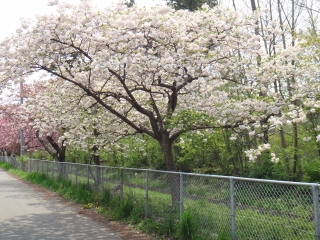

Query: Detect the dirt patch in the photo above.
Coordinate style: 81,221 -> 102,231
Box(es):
7,172 -> 156,240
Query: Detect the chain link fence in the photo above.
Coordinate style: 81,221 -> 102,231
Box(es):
1,156 -> 319,240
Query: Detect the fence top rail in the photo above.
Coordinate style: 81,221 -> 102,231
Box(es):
26,158 -> 320,187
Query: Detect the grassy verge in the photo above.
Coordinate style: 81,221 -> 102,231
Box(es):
0,162 -> 180,239
0,161 -> 315,240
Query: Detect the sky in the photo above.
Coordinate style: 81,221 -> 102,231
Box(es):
0,0 -> 165,41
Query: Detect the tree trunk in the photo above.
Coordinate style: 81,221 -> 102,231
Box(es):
279,128 -> 290,177
159,134 -> 180,205
290,0 -> 301,180
91,152 -> 101,186
223,129 -> 240,174
36,131 -> 56,159
46,136 -> 66,162
46,135 -> 67,178
90,128 -> 101,186
292,123 -> 299,179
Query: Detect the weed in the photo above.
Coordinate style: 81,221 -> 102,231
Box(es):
178,210 -> 197,240
100,188 -> 113,205
115,197 -> 135,219
162,212 -> 177,236
130,198 -> 145,224
215,227 -> 230,240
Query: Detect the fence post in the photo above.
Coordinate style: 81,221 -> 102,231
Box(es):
87,165 -> 90,189
312,185 -> 320,240
145,170 -> 149,218
66,163 -> 68,181
101,167 -> 104,194
28,159 -> 31,172
51,162 -> 53,179
75,165 -> 78,185
230,177 -> 236,240
180,173 -> 183,222
120,168 -> 123,202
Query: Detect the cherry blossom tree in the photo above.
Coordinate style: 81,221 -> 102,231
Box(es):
0,102 -> 45,156
25,78 -> 120,184
0,79 -> 64,160
0,1 -> 315,202
0,114 -> 20,156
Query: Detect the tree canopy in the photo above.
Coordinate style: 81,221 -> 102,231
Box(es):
0,0 -> 320,194
0,1 -> 316,167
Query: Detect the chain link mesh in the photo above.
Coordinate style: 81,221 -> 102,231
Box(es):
0,156 -> 318,239
235,180 -> 315,239
184,174 -> 231,239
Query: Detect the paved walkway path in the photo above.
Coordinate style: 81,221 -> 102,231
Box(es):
0,169 -> 122,240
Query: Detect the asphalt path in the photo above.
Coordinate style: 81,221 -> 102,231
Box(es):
0,169 -> 122,240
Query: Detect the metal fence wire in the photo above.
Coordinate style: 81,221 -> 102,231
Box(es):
1,156 -> 319,240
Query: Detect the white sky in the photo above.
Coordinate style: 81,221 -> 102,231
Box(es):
0,0 -> 165,41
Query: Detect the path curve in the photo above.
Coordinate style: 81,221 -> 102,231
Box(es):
0,168 -> 123,240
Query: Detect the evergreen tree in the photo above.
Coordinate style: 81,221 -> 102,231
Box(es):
166,0 -> 217,11
124,0 -> 135,8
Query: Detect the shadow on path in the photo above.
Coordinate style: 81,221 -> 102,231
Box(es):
0,169 -> 120,240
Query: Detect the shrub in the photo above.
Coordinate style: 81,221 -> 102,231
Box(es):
302,157 -> 320,182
